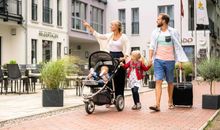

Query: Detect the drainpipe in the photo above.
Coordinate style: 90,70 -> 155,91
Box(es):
25,0 -> 28,64
20,0 -> 28,64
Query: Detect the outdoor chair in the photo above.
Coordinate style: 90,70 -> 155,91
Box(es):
28,64 -> 42,92
19,64 -> 31,93
7,64 -> 29,94
7,64 -> 21,94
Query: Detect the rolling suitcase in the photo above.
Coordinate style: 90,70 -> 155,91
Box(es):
173,69 -> 193,107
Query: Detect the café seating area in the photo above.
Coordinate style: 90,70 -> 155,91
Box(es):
0,64 -> 87,96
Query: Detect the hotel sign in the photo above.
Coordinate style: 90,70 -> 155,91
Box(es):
39,31 -> 58,39
182,38 -> 193,43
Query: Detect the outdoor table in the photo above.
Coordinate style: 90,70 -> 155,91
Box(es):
65,75 -> 87,96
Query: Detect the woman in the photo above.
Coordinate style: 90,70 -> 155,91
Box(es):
83,20 -> 130,98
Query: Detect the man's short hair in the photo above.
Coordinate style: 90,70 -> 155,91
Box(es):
159,13 -> 170,24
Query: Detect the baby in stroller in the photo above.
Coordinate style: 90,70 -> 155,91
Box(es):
83,51 -> 126,114
87,65 -> 110,86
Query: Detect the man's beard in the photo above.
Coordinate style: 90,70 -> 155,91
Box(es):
157,23 -> 163,27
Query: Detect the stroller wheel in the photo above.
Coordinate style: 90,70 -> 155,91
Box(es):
85,101 -> 95,114
115,95 -> 124,111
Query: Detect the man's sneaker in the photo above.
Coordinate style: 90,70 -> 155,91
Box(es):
136,103 -> 142,110
131,105 -> 137,110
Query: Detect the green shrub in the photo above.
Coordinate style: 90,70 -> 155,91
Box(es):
41,56 -> 84,89
9,60 -> 17,64
41,60 -> 66,89
148,65 -> 154,81
174,62 -> 193,77
62,56 -> 83,75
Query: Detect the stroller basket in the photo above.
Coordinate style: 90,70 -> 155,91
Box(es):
82,80 -> 99,86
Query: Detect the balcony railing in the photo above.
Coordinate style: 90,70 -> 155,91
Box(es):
0,0 -> 22,24
32,3 -> 37,21
57,10 -> 62,26
43,6 -> 52,24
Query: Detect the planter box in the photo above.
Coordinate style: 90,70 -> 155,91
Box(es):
42,89 -> 64,107
148,81 -> 156,89
202,95 -> 220,109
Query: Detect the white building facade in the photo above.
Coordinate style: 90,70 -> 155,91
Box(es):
106,0 -> 220,62
1,0 -> 219,66
0,0 -> 69,65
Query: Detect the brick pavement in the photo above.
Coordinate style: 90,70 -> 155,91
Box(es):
1,81 -> 220,130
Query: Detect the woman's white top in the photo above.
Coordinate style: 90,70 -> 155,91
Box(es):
109,37 -> 123,52
93,31 -> 131,56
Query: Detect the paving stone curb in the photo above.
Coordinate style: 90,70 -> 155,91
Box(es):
199,109 -> 220,130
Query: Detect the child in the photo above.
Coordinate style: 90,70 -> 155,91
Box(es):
88,65 -> 110,84
121,50 -> 151,110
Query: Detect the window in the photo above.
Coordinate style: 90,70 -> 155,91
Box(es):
43,0 -> 53,24
57,0 -> 62,26
42,40 -> 52,62
119,9 -> 126,33
131,47 -> 140,52
57,42 -> 61,59
72,0 -> 86,31
31,39 -> 37,64
91,6 -> 104,33
131,8 -> 139,34
158,5 -> 174,27
32,0 -> 37,21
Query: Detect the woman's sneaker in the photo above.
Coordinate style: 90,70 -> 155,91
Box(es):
136,103 -> 142,110
149,105 -> 160,112
131,105 -> 137,110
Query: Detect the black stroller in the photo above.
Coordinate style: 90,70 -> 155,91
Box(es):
82,51 -> 124,114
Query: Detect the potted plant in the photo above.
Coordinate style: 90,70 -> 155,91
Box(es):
198,57 -> 220,109
148,65 -> 155,89
174,62 -> 193,82
41,59 -> 66,107
9,60 -> 17,64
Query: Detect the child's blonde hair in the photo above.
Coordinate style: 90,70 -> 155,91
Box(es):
131,50 -> 141,61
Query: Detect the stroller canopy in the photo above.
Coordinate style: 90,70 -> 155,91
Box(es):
89,51 -> 118,73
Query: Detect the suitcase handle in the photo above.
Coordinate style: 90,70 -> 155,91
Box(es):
175,68 -> 186,84
176,86 -> 185,89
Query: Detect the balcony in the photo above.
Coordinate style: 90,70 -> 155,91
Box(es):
57,10 -> 62,26
43,6 -> 52,24
0,0 -> 22,24
32,3 -> 37,21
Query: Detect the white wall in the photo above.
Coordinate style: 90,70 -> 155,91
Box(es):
0,23 -> 25,64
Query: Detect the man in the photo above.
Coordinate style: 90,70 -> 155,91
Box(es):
148,13 -> 188,112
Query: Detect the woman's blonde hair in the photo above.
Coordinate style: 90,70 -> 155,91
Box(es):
111,20 -> 123,33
